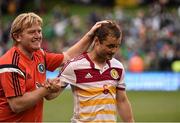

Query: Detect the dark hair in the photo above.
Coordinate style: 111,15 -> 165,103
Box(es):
94,21 -> 121,43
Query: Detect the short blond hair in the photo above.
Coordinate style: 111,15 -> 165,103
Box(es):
10,12 -> 43,40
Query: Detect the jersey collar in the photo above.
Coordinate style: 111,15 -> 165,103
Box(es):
83,52 -> 111,69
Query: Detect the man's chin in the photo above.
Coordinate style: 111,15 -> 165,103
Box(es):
33,47 -> 41,51
107,56 -> 113,60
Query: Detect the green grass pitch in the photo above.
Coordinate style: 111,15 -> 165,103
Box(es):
44,90 -> 180,122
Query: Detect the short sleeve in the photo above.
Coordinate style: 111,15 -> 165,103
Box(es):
45,51 -> 64,71
59,62 -> 76,86
0,72 -> 26,97
116,66 -> 126,90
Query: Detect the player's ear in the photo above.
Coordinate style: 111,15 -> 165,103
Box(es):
12,33 -> 21,42
94,36 -> 99,43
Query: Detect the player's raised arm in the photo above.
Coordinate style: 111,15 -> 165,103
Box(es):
62,20 -> 110,64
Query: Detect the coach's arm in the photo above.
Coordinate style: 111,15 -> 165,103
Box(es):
7,87 -> 50,113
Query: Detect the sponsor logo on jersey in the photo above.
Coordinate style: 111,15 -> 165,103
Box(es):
26,73 -> 32,79
85,73 -> 93,78
103,84 -> 109,94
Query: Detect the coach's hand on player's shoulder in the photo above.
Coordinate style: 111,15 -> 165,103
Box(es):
44,78 -> 61,93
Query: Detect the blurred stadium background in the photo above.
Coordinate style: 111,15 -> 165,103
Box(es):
1,0 -> 180,122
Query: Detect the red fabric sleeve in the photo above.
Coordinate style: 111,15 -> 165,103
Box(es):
44,52 -> 64,71
1,72 -> 26,97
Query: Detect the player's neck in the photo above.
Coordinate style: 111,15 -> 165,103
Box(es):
88,52 -> 106,68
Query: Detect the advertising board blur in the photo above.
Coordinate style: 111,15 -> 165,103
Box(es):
47,71 -> 180,91
125,72 -> 180,91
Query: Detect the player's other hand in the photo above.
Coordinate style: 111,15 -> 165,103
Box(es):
44,78 -> 61,93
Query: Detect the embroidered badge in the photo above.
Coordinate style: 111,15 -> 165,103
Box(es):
110,69 -> 119,79
37,63 -> 45,73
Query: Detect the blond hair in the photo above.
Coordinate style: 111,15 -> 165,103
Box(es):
10,12 -> 43,40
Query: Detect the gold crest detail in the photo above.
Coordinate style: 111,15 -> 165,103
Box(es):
110,69 -> 119,79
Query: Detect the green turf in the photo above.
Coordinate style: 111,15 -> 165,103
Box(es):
125,91 -> 180,122
44,90 -> 180,122
44,90 -> 73,122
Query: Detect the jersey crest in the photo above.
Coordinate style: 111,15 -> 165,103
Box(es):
110,69 -> 119,79
37,63 -> 45,73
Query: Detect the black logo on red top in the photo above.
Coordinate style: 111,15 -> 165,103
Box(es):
26,73 -> 32,79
